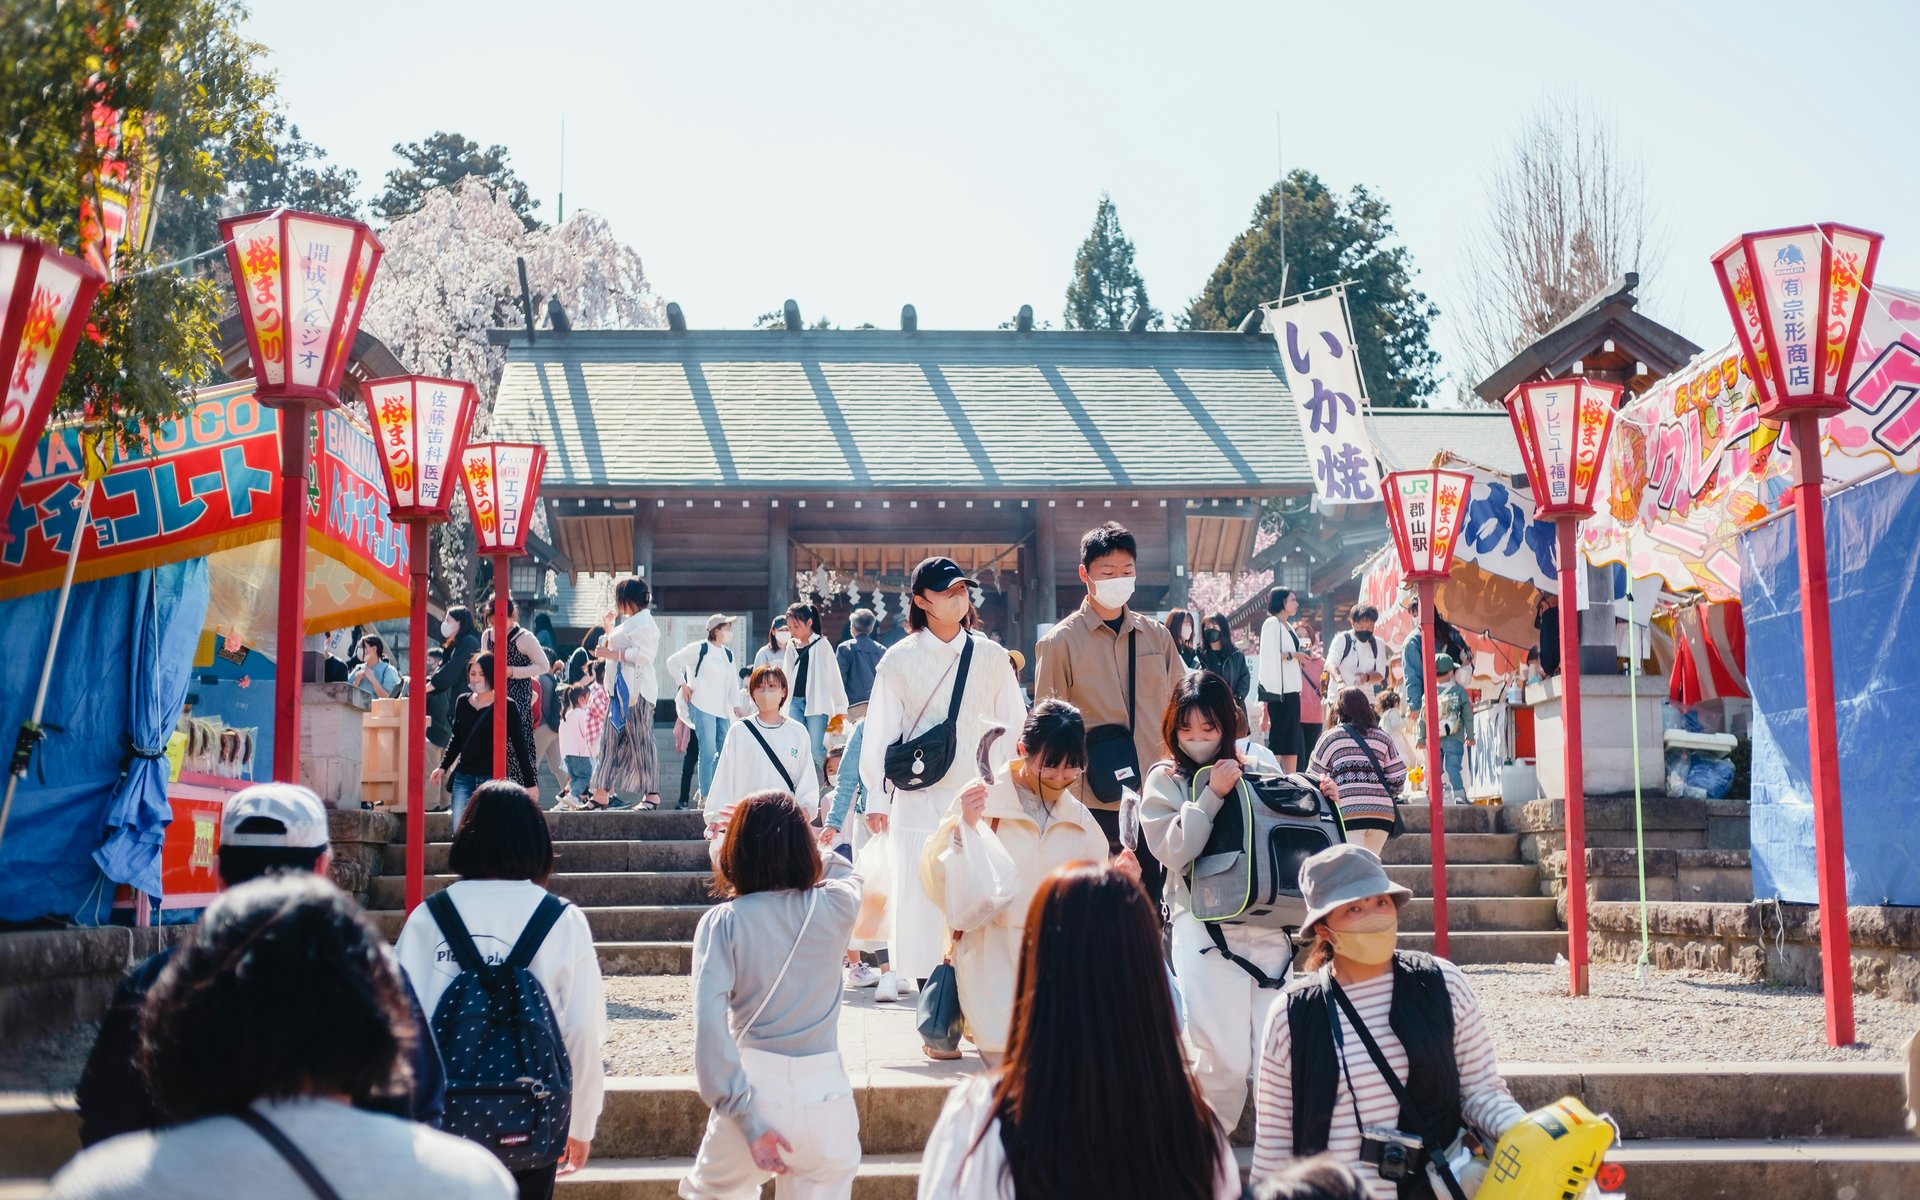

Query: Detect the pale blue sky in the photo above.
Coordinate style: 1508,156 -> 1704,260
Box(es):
245,0 -> 1920,400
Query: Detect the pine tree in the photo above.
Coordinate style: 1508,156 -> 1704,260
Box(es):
375,132 -> 540,230
1064,193 -> 1161,331
1186,170 -> 1440,408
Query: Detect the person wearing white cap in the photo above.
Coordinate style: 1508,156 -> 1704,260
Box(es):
74,783 -> 447,1147
667,614 -> 741,801
1249,845 -> 1525,1199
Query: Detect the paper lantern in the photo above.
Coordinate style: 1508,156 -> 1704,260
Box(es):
1712,223 -> 1882,419
361,375 -> 479,521
0,237 -> 105,518
219,209 -> 383,409
459,441 -> 547,555
1383,469 -> 1471,581
1504,377 -> 1622,520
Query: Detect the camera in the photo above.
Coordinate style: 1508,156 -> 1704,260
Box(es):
1358,1126 -> 1426,1181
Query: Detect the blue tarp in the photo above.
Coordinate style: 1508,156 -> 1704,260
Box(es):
1741,469 -> 1920,905
0,560 -> 209,924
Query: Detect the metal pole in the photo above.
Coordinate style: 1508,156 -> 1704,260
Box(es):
1790,411 -> 1855,1046
405,522 -> 429,913
274,411 -> 310,782
493,558 -> 510,778
1556,520 -> 1590,996
0,480 -> 99,859
1419,579 -> 1449,957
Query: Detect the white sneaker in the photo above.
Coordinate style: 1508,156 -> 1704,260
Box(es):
875,971 -> 899,1003
847,963 -> 881,988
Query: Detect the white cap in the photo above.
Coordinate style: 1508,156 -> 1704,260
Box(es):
221,782 -> 329,849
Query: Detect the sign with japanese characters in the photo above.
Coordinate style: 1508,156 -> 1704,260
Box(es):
1270,292 -> 1382,505
362,374 -> 477,520
1505,377 -> 1618,518
1384,468 -> 1471,579
1712,223 -> 1881,417
460,441 -> 546,555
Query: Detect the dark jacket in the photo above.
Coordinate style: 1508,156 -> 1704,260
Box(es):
1197,648 -> 1251,710
835,634 -> 885,707
76,946 -> 447,1146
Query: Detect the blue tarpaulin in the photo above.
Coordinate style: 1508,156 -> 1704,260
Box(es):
1741,469 -> 1920,905
0,560 -> 209,924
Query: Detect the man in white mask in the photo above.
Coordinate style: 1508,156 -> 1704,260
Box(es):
1033,521 -> 1184,905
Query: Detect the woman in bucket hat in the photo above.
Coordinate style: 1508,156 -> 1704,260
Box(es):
1248,845 -> 1526,1200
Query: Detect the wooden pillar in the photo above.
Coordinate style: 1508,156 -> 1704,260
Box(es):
1033,501 -> 1058,632
1166,500 -> 1190,610
630,502 -> 655,581
768,503 -> 792,616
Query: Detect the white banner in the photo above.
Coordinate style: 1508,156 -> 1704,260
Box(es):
1466,703 -> 1507,801
1269,292 -> 1383,505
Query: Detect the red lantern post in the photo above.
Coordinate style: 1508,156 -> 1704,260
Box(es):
458,443 -> 547,778
1712,223 -> 1883,1047
220,210 -> 382,784
1504,377 -> 1621,997
363,376 -> 478,913
1382,469 -> 1472,957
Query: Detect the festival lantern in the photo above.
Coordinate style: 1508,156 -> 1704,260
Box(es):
459,442 -> 547,777
0,237 -> 106,521
1712,223 -> 1883,1046
1382,468 -> 1471,958
362,376 -> 478,914
219,209 -> 384,784
1504,376 -> 1623,997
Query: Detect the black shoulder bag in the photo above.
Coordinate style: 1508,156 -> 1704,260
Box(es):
743,720 -> 798,792
1084,631 -> 1138,805
1344,723 -> 1405,840
883,636 -> 974,791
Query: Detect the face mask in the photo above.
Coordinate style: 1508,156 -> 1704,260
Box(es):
920,591 -> 970,625
1329,911 -> 1399,965
774,631 -> 791,648
1178,736 -> 1222,763
1091,575 -> 1136,609
1203,629 -> 1223,647
440,617 -> 457,638
1355,630 -> 1375,645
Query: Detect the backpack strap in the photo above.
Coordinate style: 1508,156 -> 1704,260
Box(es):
743,720 -> 798,793
425,890 -> 487,974
505,893 -> 570,971
1204,921 -> 1288,989
234,1110 -> 346,1200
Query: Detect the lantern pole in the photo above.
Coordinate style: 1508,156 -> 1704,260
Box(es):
1556,519 -> 1590,996
1418,577 -> 1449,957
405,522 -> 430,911
493,559 -> 511,778
1790,411 -> 1854,1044
273,412 -> 310,781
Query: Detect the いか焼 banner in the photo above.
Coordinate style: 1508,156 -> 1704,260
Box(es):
1268,291 -> 1383,505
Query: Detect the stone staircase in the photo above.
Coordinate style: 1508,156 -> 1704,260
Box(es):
6,1064 -> 1917,1198
1381,802 -> 1566,964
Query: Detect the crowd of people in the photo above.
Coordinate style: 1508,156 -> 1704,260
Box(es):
56,520 -> 1539,1200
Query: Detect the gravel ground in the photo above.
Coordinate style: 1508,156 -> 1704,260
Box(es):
5,964 -> 1909,1096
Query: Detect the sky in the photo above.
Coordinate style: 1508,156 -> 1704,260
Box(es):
244,0 -> 1920,403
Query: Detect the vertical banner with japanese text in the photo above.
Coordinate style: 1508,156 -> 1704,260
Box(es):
1269,291 -> 1383,505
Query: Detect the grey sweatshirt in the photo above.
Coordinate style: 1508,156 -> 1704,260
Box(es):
691,852 -> 862,1142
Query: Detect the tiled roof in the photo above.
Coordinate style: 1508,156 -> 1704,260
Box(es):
489,329 -> 1307,494
1367,409 -> 1526,477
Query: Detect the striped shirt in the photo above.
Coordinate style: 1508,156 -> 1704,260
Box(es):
1250,960 -> 1526,1198
1308,726 -> 1408,827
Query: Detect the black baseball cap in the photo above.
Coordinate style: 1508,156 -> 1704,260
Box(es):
911,556 -> 977,595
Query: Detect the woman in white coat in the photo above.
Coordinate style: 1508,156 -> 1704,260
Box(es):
918,700 -> 1135,1065
1142,670 -> 1338,1133
704,665 -> 820,831
858,557 -> 1025,1012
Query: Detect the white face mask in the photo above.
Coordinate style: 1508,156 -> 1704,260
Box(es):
1178,735 -> 1222,763
440,617 -> 457,638
774,630 -> 792,648
1091,575 -> 1136,610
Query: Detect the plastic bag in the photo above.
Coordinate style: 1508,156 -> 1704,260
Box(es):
850,832 -> 892,943
1687,755 -> 1735,800
941,819 -> 1019,932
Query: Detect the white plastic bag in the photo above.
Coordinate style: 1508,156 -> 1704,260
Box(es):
941,819 -> 1019,932
851,831 -> 892,943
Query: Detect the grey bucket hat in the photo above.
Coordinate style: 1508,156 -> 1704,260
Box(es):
1296,843 -> 1414,936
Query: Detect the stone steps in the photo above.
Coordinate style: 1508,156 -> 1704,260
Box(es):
1388,803 -> 1508,834
370,904 -> 710,943
1384,863 -> 1541,898
414,809 -> 707,843
1395,931 -> 1567,964
369,872 -> 716,911
387,839 -> 713,876
1379,833 -> 1521,865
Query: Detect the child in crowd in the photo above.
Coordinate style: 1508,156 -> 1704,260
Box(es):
557,683 -> 596,810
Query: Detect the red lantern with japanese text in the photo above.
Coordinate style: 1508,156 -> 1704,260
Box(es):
0,237 -> 105,521
1712,223 -> 1882,420
219,209 -> 383,409
361,375 -> 479,522
1504,377 -> 1621,520
1383,469 -> 1471,581
460,442 -> 547,555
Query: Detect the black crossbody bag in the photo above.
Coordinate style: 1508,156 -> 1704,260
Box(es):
1344,723 -> 1405,839
884,636 -> 974,790
1084,630 -> 1140,805
743,720 -> 798,792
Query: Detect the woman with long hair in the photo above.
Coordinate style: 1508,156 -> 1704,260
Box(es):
1141,670 -> 1337,1130
432,653 -> 537,824
588,576 -> 660,809
683,790 -> 863,1199
1166,608 -> 1200,671
917,862 -> 1237,1200
1251,846 -> 1525,1198
1308,689 -> 1408,856
1195,613 -> 1252,715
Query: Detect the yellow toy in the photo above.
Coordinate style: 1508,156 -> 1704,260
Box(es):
1473,1096 -> 1618,1199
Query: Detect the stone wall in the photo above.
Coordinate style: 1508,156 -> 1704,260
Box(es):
0,926 -> 186,1043
1508,795 -> 1752,906
1591,899 -> 1920,1001
327,807 -> 401,907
